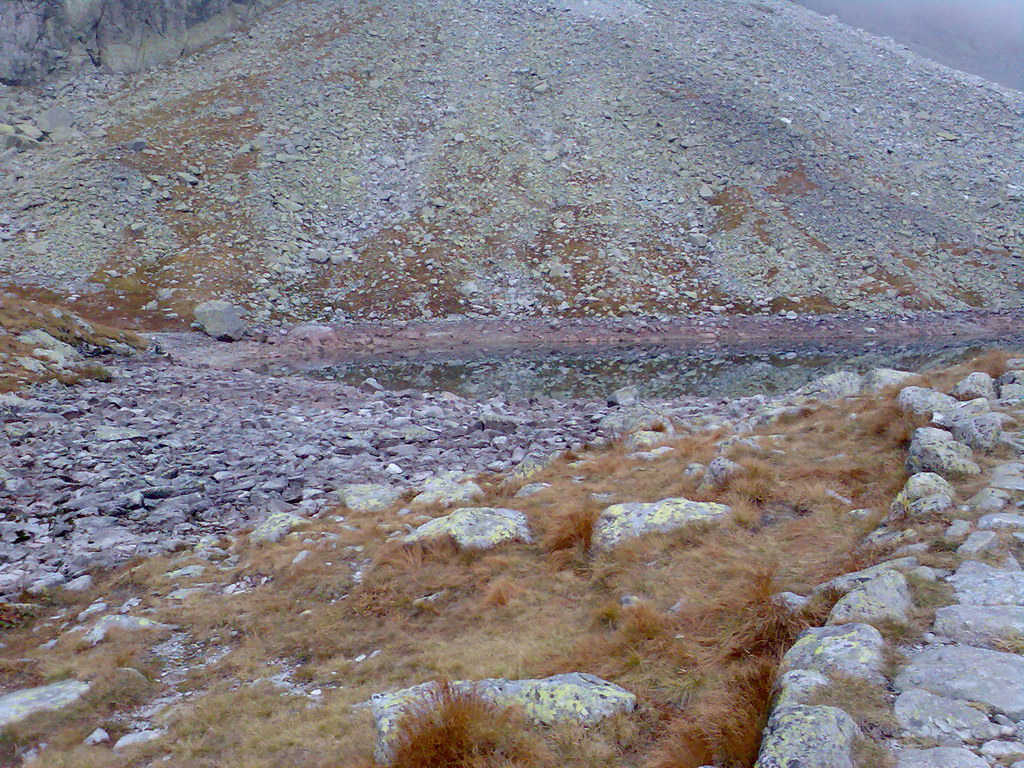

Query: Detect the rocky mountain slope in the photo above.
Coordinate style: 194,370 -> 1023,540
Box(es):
1,0 -> 1022,328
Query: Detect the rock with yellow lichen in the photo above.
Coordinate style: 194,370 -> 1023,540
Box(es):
592,497 -> 730,550
249,511 -> 307,544
754,704 -> 861,768
403,507 -> 532,550
779,623 -> 886,685
365,673 -> 636,764
337,483 -> 404,513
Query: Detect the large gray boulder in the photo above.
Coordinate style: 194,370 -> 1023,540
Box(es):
906,428 -> 980,478
952,372 -> 997,401
828,569 -> 911,627
894,688 -> 1003,744
1,0 -> 275,84
861,368 -> 916,393
897,386 -> 958,416
755,705 -> 860,768
193,300 -> 247,341
934,604 -> 1024,649
794,370 -> 863,401
0,680 -> 90,728
949,560 -> 1024,606
895,645 -> 1024,719
780,623 -> 886,684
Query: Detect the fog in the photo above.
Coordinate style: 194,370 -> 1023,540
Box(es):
794,0 -> 1024,90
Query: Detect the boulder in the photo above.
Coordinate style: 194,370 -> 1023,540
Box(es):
592,497 -> 730,550
501,452 -> 558,486
957,531 -> 998,556
780,623 -> 886,684
815,558 -> 919,596
337,484 -> 404,513
950,560 -> 1024,606
599,405 -> 674,437
861,368 -> 916,393
951,413 -> 1002,452
896,747 -> 988,768
952,372 -> 997,401
84,615 -> 175,645
794,370 -> 863,401
979,513 -> 1024,531
0,680 -> 91,728
828,569 -> 912,626
906,428 -> 980,478
698,456 -> 742,490
193,300 -> 246,341
990,463 -> 1024,492
754,705 -> 860,768
403,507 -> 532,550
934,604 -> 1024,649
249,511 -> 306,544
410,472 -> 483,509
890,473 -> 955,517
970,488 -> 1011,514
367,673 -> 636,763
895,645 -> 1024,719
772,669 -> 828,710
897,386 -> 958,416
894,688 -> 1003,744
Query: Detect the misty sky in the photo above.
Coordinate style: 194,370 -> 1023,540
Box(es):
795,0 -> 1024,89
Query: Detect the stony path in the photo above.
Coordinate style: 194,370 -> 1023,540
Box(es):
756,364 -> 1024,768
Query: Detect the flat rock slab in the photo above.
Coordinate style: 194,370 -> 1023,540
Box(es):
934,604 -> 1024,648
367,672 -> 636,763
950,560 -> 1024,606
0,680 -> 90,729
780,623 -> 886,684
754,704 -> 860,768
84,615 -> 175,646
403,507 -> 532,550
895,645 -> 1024,719
337,484 -> 404,513
894,688 -> 1003,744
991,463 -> 1024,492
896,747 -> 988,768
592,497 -> 729,550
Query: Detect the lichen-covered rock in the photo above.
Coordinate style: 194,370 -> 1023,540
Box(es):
754,704 -> 860,768
84,615 -> 175,645
337,484 -> 404,513
934,605 -> 1024,648
979,512 -> 1024,531
794,370 -> 863,401
896,747 -> 988,768
193,300 -> 247,341
951,412 -> 1002,452
780,623 -> 886,684
952,372 -> 997,401
816,557 -> 919,596
410,471 -> 484,508
862,368 -> 916,393
592,497 -> 729,550
906,427 -> 980,478
0,680 -> 90,728
828,570 -> 911,627
894,688 -> 1003,744
250,511 -> 306,544
367,673 -> 636,763
895,645 -> 1024,719
502,452 -> 558,486
991,463 -> 1024,492
891,473 -> 955,517
403,507 -> 532,550
624,430 -> 671,451
897,386 -> 958,416
950,560 -> 1024,606
772,669 -> 828,710
957,530 -> 998,556
970,487 -> 1011,514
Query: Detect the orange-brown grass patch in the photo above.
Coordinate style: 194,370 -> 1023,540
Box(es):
388,682 -> 551,768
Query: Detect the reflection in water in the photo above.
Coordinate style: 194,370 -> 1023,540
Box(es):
305,337 -> 1020,400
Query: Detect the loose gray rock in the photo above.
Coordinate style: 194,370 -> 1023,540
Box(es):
592,497 -> 730,550
957,530 -> 999,557
896,747 -> 988,768
952,372 -> 997,401
934,605 -> 1024,649
906,427 -> 980,478
403,507 -> 532,550
755,705 -> 860,768
828,569 -> 912,626
894,688 -> 1003,744
898,387 -> 958,416
193,300 -> 247,341
0,680 -> 91,728
780,623 -> 886,684
950,560 -> 1024,606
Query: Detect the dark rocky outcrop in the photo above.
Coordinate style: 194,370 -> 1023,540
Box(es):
0,0 -> 275,84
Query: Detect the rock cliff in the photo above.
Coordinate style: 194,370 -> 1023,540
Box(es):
0,0 -> 274,84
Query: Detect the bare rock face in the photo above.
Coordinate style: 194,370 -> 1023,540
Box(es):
0,0 -> 274,84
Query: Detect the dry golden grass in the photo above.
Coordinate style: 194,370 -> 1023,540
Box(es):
7,350 -> 1019,766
